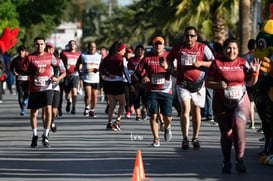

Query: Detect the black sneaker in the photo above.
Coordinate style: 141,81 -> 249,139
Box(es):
236,159 -> 247,173
141,110 -> 147,119
42,135 -> 51,148
192,137 -> 200,150
30,136 -> 38,148
71,107 -> 76,114
58,110 -> 63,117
66,101 -> 71,112
222,160 -> 231,174
51,121 -> 57,133
182,138 -> 189,150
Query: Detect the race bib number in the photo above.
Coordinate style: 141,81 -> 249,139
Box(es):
34,76 -> 49,86
67,58 -> 77,65
151,74 -> 165,85
181,55 -> 196,65
224,85 -> 244,100
18,75 -> 28,81
87,64 -> 97,73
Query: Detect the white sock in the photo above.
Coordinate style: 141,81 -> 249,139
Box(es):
43,129 -> 50,137
33,128 -> 38,136
86,105 -> 90,109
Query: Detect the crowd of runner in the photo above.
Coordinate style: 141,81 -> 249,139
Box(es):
0,26 -> 272,174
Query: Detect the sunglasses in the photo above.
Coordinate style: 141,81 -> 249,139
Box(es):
185,34 -> 197,38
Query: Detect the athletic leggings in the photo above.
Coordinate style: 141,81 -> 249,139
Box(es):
213,93 -> 250,161
16,80 -> 29,110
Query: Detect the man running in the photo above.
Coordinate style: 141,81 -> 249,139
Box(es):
60,40 -> 81,114
167,26 -> 214,150
20,37 -> 59,148
10,45 -> 29,115
78,42 -> 101,117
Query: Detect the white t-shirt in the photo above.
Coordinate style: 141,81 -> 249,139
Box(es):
81,52 -> 101,83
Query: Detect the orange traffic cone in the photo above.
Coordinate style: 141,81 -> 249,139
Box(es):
132,166 -> 141,181
134,150 -> 147,179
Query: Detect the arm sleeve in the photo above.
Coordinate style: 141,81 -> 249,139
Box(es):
203,46 -> 215,60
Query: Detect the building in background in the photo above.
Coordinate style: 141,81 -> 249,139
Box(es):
46,22 -> 82,51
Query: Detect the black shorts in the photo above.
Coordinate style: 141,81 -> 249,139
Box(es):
64,75 -> 79,93
103,81 -> 125,95
52,91 -> 60,108
28,90 -> 53,109
246,86 -> 255,102
83,82 -> 99,90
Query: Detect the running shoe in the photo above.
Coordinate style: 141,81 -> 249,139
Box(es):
160,122 -> 165,132
141,110 -> 147,119
30,136 -> 38,148
83,108 -> 89,116
222,160 -> 231,174
24,98 -> 28,106
236,159 -> 247,173
151,138 -> 160,147
58,110 -> 63,117
136,114 -> 141,121
164,126 -> 172,142
42,135 -> 51,148
106,123 -> 117,131
89,110 -> 96,117
71,107 -> 76,114
192,137 -> 200,150
51,121 -> 57,133
113,120 -> 121,131
259,136 -> 266,142
182,138 -> 190,150
125,112 -> 130,118
20,109 -> 26,116
66,101 -> 71,112
130,106 -> 134,114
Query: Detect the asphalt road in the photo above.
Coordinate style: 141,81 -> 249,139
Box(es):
0,93 -> 272,181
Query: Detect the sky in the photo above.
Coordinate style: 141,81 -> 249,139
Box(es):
118,0 -> 133,6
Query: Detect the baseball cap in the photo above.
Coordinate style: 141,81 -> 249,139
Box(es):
46,43 -> 54,49
153,36 -> 164,44
126,48 -> 133,53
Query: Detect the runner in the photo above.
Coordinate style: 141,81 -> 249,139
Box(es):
10,45 -> 29,115
99,41 -> 134,131
78,42 -> 101,117
60,40 -> 81,114
206,38 -> 260,173
134,36 -> 172,147
20,37 -> 59,148
127,45 -> 147,121
167,26 -> 214,150
44,43 -> 66,132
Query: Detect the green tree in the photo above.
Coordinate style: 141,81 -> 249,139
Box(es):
15,0 -> 70,50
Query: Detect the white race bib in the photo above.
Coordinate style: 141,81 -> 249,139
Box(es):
67,58 -> 77,65
18,75 -> 28,81
34,76 -> 49,86
224,85 -> 244,100
181,55 -> 196,65
151,74 -> 165,85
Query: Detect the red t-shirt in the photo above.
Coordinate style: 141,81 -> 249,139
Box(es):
167,42 -> 210,84
136,51 -> 172,94
61,50 -> 81,76
208,57 -> 250,100
21,52 -> 58,92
